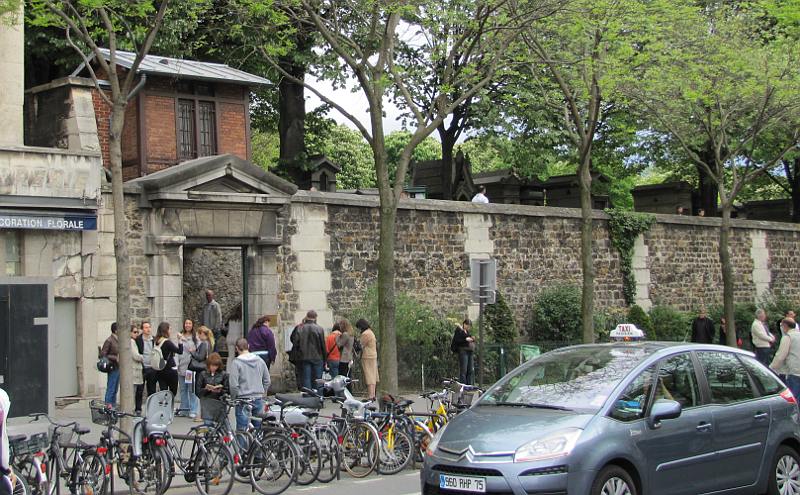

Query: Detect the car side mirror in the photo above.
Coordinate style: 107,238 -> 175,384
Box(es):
648,399 -> 682,429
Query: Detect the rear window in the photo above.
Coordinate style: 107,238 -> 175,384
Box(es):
740,355 -> 784,396
696,351 -> 758,404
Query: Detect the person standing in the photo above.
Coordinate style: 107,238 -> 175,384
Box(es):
336,319 -> 355,379
325,323 -> 342,378
202,289 -> 223,345
294,311 -> 326,392
247,316 -> 277,369
136,321 -> 157,396
101,322 -> 120,407
471,185 -> 489,204
450,319 -> 476,385
0,387 -> 13,495
690,309 -> 715,344
717,317 -> 741,347
130,325 -> 145,415
356,319 -> 379,400
196,352 -> 229,426
177,319 -> 199,419
752,308 -> 776,365
771,319 -> 800,400
228,339 -> 270,431
153,322 -> 183,397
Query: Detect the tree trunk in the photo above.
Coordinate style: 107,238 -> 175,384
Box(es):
377,198 -> 398,394
109,100 -> 133,415
790,158 -> 800,223
278,63 -> 306,168
720,203 -> 736,347
696,147 -> 719,216
578,153 -> 595,343
437,124 -> 458,200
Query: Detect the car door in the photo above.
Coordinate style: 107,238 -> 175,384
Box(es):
695,351 -> 771,491
638,352 -> 718,495
609,353 -> 715,495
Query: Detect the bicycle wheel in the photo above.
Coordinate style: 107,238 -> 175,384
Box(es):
248,433 -> 297,495
192,443 -> 235,495
76,451 -> 107,495
376,426 -> 414,475
231,431 -> 253,483
292,427 -> 321,486
16,459 -> 45,495
13,473 -> 31,495
341,422 -> 379,478
127,444 -> 169,495
313,428 -> 340,483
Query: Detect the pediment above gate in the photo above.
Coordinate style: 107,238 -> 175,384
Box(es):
127,154 -> 298,206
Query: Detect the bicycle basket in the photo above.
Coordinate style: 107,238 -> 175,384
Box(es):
27,432 -> 49,454
90,400 -> 114,426
49,424 -> 74,446
10,436 -> 30,457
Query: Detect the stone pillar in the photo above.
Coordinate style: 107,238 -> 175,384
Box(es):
289,203 -> 333,328
147,236 -> 185,333
632,234 -> 652,310
463,213 -> 495,322
0,3 -> 23,146
750,230 -> 771,300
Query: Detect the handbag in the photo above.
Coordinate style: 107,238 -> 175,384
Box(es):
96,356 -> 116,373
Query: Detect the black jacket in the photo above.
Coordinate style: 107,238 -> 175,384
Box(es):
292,322 -> 326,361
691,317 -> 715,344
451,326 -> 472,353
196,370 -> 229,422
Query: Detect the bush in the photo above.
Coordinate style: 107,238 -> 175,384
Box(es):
627,305 -> 654,338
528,284 -> 582,342
347,287 -> 456,388
484,292 -> 518,344
709,302 -> 757,348
594,307 -> 628,341
649,305 -> 692,341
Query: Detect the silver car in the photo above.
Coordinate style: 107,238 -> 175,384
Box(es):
422,342 -> 800,495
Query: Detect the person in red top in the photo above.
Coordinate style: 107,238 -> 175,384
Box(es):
325,323 -> 343,377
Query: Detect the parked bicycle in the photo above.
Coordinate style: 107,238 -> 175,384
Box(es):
9,431 -> 48,495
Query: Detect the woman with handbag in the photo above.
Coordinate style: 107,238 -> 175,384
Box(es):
130,325 -> 145,415
153,321 -> 183,398
100,322 -> 120,407
177,319 -> 200,419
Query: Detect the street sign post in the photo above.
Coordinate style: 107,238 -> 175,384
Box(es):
470,259 -> 497,386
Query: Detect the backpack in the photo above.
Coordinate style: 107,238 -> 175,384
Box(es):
150,339 -> 167,370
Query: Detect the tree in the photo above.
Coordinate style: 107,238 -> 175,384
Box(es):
510,0 -> 664,342
624,2 -> 800,346
265,0 -> 524,393
28,0 -> 181,419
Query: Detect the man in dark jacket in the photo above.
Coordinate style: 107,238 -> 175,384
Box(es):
101,322 -> 120,406
451,319 -> 475,385
293,310 -> 326,392
690,309 -> 715,344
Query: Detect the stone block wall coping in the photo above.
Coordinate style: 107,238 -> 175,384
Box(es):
25,76 -> 97,95
0,144 -> 102,158
291,191 -> 800,233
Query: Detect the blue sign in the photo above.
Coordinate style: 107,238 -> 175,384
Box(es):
0,214 -> 97,231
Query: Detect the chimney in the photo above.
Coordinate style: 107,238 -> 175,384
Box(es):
0,2 -> 24,147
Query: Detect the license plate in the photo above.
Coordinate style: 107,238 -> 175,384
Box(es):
439,474 -> 486,493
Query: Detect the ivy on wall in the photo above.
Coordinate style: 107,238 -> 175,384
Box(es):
606,209 -> 656,305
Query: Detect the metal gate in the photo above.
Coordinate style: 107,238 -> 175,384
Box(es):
0,283 -> 49,417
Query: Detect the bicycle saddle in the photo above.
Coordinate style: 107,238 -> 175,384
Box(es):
275,394 -> 323,410
301,411 -> 319,419
395,399 -> 414,409
74,426 -> 91,435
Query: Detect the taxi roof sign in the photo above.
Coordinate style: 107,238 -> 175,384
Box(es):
610,323 -> 645,341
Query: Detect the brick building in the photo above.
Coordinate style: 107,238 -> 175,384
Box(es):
79,50 -> 268,180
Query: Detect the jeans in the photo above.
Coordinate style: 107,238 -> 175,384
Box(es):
105,368 -> 120,406
787,375 -> 800,405
755,347 -> 772,366
326,360 -> 339,378
302,360 -> 324,393
178,374 -> 199,416
235,398 -> 264,431
458,350 -> 474,385
134,384 -> 144,412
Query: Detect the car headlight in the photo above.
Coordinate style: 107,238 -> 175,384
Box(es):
514,428 -> 582,463
426,424 -> 448,457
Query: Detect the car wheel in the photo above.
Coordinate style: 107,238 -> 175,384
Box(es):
769,445 -> 800,495
591,465 -> 637,495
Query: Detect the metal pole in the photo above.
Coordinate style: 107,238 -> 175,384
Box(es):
422,363 -> 425,393
478,261 -> 486,387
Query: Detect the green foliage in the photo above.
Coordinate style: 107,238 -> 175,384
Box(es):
649,305 -> 692,342
528,284 -> 582,342
347,287 -> 456,386
594,307 -> 629,341
484,292 -> 518,345
709,302 -> 758,346
251,130 -> 280,171
627,304 -> 654,337
606,209 -> 656,305
311,124 -> 376,189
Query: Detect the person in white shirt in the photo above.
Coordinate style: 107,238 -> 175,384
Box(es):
471,185 -> 489,204
751,308 -> 775,365
771,319 -> 800,400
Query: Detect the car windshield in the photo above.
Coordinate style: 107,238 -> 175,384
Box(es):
478,345 -> 650,413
